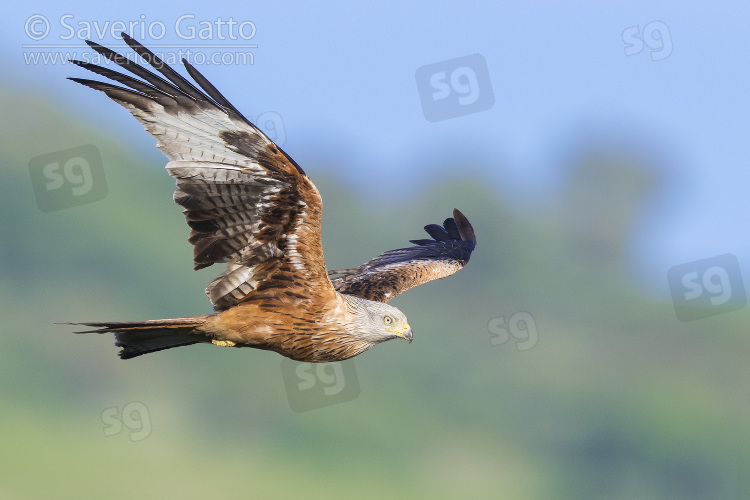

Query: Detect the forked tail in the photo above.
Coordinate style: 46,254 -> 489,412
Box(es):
68,315 -> 215,359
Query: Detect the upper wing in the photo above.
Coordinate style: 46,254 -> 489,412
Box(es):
329,209 -> 476,303
70,33 -> 331,311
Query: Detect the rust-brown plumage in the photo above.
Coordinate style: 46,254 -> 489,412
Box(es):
66,34 -> 476,362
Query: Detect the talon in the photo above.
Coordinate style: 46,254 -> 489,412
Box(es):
212,339 -> 236,347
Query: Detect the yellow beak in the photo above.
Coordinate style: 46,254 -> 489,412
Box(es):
388,323 -> 413,343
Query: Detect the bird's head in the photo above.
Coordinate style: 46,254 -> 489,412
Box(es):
348,297 -> 413,344
378,304 -> 413,343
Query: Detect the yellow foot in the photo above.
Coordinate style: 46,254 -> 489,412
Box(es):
212,339 -> 236,347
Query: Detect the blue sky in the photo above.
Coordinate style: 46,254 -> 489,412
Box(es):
4,1 -> 750,298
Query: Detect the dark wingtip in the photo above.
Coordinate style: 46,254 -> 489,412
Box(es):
67,76 -> 100,88
120,32 -> 149,54
422,223 -> 450,241
452,208 -> 476,249
84,39 -> 110,55
408,238 -> 436,246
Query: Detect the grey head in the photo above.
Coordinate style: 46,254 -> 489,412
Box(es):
344,295 -> 413,345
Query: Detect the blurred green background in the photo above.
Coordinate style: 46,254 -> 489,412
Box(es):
2,78 -> 749,499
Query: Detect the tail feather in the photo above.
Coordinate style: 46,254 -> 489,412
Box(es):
67,315 -> 214,359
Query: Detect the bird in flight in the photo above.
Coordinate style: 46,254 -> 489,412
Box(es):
66,34 -> 476,362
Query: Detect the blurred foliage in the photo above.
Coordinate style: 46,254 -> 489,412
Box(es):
1,86 -> 749,499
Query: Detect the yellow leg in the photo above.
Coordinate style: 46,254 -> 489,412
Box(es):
212,339 -> 236,347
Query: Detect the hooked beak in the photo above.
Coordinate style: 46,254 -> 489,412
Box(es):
387,323 -> 413,343
400,323 -> 413,343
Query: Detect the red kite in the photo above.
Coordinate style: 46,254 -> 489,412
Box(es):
67,34 -> 476,362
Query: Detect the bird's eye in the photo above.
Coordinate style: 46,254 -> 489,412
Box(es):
383,316 -> 394,325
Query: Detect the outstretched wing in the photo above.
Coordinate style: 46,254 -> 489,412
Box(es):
329,209 -> 476,303
70,33 -> 332,311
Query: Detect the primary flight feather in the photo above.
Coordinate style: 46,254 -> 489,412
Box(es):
66,34 -> 476,362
